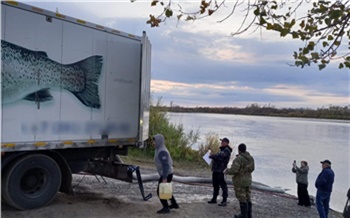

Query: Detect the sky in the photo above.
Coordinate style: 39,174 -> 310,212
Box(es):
13,0 -> 350,109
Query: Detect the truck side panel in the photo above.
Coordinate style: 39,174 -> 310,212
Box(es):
1,3 -> 142,145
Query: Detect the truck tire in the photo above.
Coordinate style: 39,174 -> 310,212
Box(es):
1,154 -> 62,210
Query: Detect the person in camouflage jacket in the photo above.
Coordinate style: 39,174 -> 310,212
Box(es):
227,143 -> 255,218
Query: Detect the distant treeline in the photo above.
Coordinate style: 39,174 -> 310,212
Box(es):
156,104 -> 350,120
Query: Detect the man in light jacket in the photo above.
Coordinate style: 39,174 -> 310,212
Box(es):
292,160 -> 311,207
153,134 -> 179,214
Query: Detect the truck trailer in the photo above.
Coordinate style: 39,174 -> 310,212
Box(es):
1,1 -> 151,210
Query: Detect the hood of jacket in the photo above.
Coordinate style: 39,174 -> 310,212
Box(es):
154,134 -> 165,150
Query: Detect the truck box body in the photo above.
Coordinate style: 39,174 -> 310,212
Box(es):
1,1 -> 151,210
1,1 -> 151,150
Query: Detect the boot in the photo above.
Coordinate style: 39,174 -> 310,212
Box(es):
157,207 -> 170,214
218,196 -> 227,206
247,201 -> 252,218
208,195 -> 217,204
208,198 -> 217,203
234,202 -> 248,218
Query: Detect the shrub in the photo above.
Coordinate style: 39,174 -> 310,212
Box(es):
128,97 -> 231,168
139,97 -> 202,163
198,132 -> 220,157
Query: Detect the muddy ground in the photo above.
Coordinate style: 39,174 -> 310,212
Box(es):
1,164 -> 343,218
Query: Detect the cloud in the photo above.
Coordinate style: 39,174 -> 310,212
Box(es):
18,1 -> 350,109
151,79 -> 349,108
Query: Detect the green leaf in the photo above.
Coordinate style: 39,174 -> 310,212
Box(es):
344,61 -> 350,68
307,41 -> 315,50
327,35 -> 334,40
339,63 -> 344,69
259,17 -> 267,25
311,52 -> 319,59
293,51 -> 298,58
266,23 -> 273,30
321,59 -> 328,64
329,10 -> 342,20
280,28 -> 289,37
185,16 -> 194,21
165,9 -> 173,17
273,23 -> 282,31
302,48 -> 309,55
322,41 -> 329,47
295,61 -> 303,67
300,55 -> 309,62
292,32 -> 299,39
290,19 -> 296,27
254,8 -> 260,16
151,0 -> 158,6
318,64 -> 326,70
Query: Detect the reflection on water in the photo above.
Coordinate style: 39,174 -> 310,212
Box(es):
169,112 -> 350,212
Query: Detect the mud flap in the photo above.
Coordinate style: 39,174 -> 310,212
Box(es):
86,160 -> 152,201
128,166 -> 152,201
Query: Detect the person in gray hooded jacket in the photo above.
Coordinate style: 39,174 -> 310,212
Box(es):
292,160 -> 311,207
153,134 -> 179,214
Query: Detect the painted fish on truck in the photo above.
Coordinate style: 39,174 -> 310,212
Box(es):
1,40 -> 103,109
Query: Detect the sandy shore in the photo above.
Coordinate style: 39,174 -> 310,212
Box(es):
1,162 -> 343,218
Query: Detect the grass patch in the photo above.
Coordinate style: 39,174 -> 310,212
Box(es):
125,97 -> 222,169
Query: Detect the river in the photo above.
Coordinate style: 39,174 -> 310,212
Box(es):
168,112 -> 349,212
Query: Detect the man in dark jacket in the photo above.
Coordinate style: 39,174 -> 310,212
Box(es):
153,134 -> 179,214
315,159 -> 335,218
227,143 -> 255,218
208,137 -> 232,206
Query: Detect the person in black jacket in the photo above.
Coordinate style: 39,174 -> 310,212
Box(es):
207,137 -> 232,206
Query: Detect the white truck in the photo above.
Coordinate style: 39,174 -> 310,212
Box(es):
1,1 -> 152,210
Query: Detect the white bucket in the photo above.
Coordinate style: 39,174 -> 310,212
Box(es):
159,182 -> 172,200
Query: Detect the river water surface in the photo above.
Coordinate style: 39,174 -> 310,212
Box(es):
168,112 -> 349,212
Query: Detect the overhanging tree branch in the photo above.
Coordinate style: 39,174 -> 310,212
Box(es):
139,0 -> 350,70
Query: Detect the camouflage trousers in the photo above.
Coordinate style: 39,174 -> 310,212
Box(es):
234,186 -> 251,202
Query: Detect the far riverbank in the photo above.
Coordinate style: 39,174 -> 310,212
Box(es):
157,104 -> 350,120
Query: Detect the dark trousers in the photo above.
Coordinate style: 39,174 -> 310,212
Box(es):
297,183 -> 311,206
157,174 -> 177,209
212,172 -> 228,200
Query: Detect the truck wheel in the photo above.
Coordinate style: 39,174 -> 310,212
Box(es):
2,154 -> 62,210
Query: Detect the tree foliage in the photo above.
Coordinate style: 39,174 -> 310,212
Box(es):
139,0 -> 350,70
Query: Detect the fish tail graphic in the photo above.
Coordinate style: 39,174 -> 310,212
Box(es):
71,56 -> 103,109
